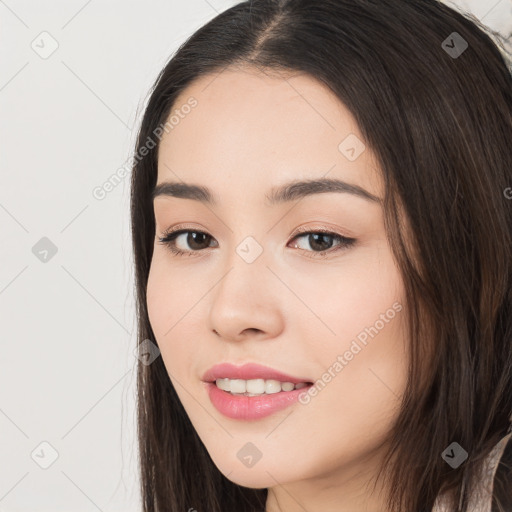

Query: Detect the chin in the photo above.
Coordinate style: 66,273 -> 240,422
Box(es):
221,469 -> 274,489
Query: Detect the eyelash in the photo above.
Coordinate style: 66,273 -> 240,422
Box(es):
157,225 -> 356,259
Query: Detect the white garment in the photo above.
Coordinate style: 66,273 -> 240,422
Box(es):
432,431 -> 512,512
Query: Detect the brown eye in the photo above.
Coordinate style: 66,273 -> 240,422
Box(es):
158,229 -> 216,256
157,227 -> 356,259
288,230 -> 356,259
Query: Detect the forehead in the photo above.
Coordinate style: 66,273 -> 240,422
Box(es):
156,66 -> 382,200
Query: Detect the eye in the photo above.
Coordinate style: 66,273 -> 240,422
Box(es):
289,227 -> 356,259
157,225 -> 356,259
157,227 -> 217,257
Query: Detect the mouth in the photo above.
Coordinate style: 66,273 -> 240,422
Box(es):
203,378 -> 315,420
207,377 -> 314,396
201,362 -> 314,396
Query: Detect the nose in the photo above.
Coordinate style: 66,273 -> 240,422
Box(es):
208,257 -> 284,343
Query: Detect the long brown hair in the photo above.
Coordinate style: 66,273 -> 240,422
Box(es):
129,1 -> 512,510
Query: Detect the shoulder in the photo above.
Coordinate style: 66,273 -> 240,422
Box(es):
434,432 -> 512,512
491,432 -> 512,512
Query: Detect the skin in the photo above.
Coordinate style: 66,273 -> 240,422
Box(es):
146,65 -> 409,512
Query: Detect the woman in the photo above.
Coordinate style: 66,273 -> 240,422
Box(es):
130,0 -> 512,510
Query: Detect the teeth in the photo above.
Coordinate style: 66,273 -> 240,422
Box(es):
247,379 -> 265,393
230,379 -> 247,394
215,378 -> 309,395
265,380 -> 281,394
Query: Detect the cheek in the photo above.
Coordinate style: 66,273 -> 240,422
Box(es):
298,242 -> 408,416
293,241 -> 404,344
146,251 -> 199,336
146,257 -> 170,336
146,255 -> 189,367
146,252 -> 210,384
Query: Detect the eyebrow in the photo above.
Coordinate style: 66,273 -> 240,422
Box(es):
152,177 -> 381,206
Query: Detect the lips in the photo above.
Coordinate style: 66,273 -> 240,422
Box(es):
205,381 -> 312,420
201,362 -> 313,385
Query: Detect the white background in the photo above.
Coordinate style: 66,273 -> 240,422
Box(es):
0,1 -> 510,511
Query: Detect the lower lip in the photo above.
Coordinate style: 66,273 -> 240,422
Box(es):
204,382 -> 312,420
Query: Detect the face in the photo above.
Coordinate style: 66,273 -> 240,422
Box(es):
146,66 -> 409,509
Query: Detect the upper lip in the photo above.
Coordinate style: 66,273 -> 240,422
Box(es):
202,363 -> 312,384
